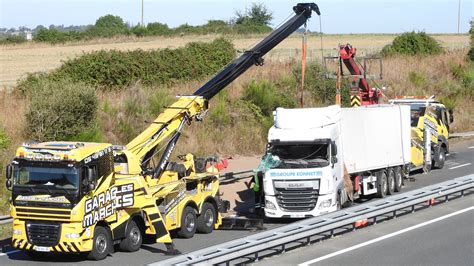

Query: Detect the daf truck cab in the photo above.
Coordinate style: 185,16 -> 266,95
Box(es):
263,106 -> 344,218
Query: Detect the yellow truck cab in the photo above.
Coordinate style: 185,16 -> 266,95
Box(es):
6,141 -> 223,260
390,97 -> 453,171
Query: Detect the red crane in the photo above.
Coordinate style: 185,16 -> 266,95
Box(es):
339,43 -> 382,106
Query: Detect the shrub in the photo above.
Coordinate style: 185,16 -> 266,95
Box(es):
381,31 -> 443,56
0,35 -> 27,45
146,22 -> 172,36
243,80 -> 297,117
0,127 -> 10,150
292,62 -> 350,107
46,38 -> 235,89
469,20 -> 473,61
24,79 -> 98,141
408,71 -> 427,87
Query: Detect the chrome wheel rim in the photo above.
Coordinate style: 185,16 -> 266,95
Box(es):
96,234 -> 107,254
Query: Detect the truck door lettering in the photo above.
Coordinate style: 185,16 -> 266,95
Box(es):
83,183 -> 134,228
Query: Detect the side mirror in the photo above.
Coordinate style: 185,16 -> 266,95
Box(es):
86,167 -> 97,191
87,168 -> 95,182
6,179 -> 12,191
331,142 -> 337,156
448,110 -> 454,124
331,156 -> 338,165
5,164 -> 13,180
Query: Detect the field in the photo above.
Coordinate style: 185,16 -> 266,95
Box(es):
0,34 -> 469,88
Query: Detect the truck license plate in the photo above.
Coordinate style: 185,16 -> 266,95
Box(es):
34,246 -> 50,252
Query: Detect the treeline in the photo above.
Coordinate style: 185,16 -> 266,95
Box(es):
1,3 -> 273,44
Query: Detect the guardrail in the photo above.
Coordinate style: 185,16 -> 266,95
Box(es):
0,215 -> 12,225
154,174 -> 474,265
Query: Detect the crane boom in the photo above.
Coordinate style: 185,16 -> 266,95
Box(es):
125,3 -> 321,176
339,44 -> 381,106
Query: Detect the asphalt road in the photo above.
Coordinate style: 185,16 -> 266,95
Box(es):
0,138 -> 473,265
256,195 -> 474,266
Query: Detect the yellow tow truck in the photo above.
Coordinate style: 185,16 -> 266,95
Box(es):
4,3 -> 321,260
390,96 -> 453,172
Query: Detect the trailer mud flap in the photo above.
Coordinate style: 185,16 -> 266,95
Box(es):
219,217 -> 265,231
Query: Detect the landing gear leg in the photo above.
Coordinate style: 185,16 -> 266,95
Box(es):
165,243 -> 181,255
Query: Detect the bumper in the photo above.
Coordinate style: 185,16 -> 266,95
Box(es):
11,220 -> 93,253
264,193 -> 338,218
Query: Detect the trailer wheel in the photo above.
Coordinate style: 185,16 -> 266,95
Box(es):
433,146 -> 446,169
177,206 -> 197,238
87,226 -> 112,260
376,170 -> 387,198
394,167 -> 403,192
196,202 -> 216,234
119,220 -> 143,252
387,168 -> 395,195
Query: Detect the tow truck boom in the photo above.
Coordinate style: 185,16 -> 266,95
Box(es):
126,3 -> 321,176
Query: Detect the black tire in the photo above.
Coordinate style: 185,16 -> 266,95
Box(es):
196,202 -> 216,234
177,206 -> 197,238
393,166 -> 403,192
119,220 -> 143,252
433,146 -> 446,169
376,170 -> 387,198
387,168 -> 395,195
87,226 -> 112,261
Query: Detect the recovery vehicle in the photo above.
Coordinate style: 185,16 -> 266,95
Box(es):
390,96 -> 453,172
4,3 -> 321,260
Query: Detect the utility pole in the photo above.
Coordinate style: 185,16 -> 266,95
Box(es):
457,0 -> 461,34
141,0 -> 144,27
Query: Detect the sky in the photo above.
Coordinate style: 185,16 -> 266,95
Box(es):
1,0 -> 472,34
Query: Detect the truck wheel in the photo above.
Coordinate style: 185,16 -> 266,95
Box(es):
376,170 -> 387,198
393,167 -> 403,192
177,206 -> 197,238
119,220 -> 143,252
196,202 -> 216,234
87,226 -> 112,260
387,168 -> 395,195
433,146 -> 446,169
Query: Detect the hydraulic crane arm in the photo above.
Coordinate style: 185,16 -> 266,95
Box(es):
339,44 -> 381,105
125,3 -> 321,176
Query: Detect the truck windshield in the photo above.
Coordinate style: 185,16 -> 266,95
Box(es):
269,143 -> 329,168
14,163 -> 79,190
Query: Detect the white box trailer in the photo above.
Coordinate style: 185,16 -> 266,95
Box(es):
340,105 -> 411,174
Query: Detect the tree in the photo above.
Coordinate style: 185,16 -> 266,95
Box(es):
233,2 -> 273,26
94,15 -> 128,36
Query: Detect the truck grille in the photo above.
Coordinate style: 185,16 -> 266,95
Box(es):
26,222 -> 61,247
275,187 -> 318,212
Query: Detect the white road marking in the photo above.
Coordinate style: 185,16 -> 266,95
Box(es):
468,146 -> 474,149
449,163 -> 471,170
0,249 -> 20,257
299,206 -> 474,266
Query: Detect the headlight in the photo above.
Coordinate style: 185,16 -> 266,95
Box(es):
318,199 -> 332,209
13,229 -> 22,235
65,233 -> 81,239
265,199 -> 277,210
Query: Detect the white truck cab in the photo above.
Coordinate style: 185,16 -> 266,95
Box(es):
263,106 -> 344,218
